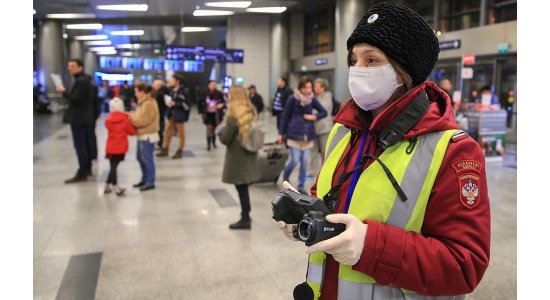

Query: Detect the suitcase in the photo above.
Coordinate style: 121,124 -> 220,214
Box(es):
254,142 -> 289,184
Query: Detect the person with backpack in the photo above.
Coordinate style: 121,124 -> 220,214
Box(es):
218,85 -> 261,230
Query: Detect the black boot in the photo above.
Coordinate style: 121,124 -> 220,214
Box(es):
229,216 -> 251,230
212,135 -> 217,149
207,137 -> 211,151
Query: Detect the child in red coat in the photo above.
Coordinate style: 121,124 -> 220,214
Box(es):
104,97 -> 136,195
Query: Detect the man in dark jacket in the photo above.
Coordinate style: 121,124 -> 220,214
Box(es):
157,74 -> 191,159
247,85 -> 264,114
271,76 -> 293,131
56,58 -> 94,183
152,79 -> 169,149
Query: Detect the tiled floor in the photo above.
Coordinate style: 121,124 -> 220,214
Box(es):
33,109 -> 516,299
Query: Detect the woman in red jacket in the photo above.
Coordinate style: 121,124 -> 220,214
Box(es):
104,97 -> 136,195
277,3 -> 490,299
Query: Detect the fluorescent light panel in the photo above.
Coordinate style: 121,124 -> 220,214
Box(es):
89,46 -> 115,52
246,7 -> 287,13
96,4 -> 148,11
204,1 -> 251,8
110,30 -> 144,36
46,13 -> 96,19
115,44 -> 141,49
74,34 -> 108,40
85,40 -> 112,46
181,27 -> 212,32
120,52 -> 134,56
96,50 -> 117,55
66,23 -> 103,30
193,9 -> 234,16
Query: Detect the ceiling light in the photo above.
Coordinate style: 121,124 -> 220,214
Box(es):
63,34 -> 68,39
110,30 -> 144,36
74,34 -> 108,40
204,1 -> 251,8
85,40 -> 112,46
96,4 -> 148,11
246,7 -> 287,13
181,27 -> 212,32
436,31 -> 442,36
46,13 -> 96,19
66,23 -> 103,30
89,46 -> 116,52
96,50 -> 117,55
115,44 -> 141,49
193,9 -> 234,16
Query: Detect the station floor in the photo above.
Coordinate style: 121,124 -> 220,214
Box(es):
33,108 -> 516,299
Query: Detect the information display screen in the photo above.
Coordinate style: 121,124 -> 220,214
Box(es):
98,56 -> 204,73
166,45 -> 244,63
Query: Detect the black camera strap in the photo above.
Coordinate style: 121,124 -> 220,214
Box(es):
323,90 -> 430,210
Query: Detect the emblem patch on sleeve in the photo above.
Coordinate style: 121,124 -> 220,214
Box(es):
452,160 -> 481,173
459,173 -> 480,209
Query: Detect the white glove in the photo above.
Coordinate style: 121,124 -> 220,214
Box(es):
305,213 -> 368,265
275,181 -> 300,241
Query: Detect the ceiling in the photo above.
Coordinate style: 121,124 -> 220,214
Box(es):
33,0 -> 337,56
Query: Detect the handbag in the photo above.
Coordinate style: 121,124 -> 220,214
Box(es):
239,119 -> 265,153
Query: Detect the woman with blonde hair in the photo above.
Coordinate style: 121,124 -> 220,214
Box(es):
219,85 -> 260,229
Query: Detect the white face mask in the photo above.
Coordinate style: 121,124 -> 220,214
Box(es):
348,64 -> 402,111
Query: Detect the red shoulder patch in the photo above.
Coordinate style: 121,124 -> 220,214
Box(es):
452,160 -> 481,174
458,173 -> 481,209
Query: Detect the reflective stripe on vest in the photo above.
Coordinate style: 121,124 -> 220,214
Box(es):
307,123 -> 462,299
337,280 -> 465,300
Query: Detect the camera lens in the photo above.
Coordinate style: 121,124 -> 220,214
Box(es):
298,219 -> 313,242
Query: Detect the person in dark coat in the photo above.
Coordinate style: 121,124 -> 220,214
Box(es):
119,80 -> 135,111
247,84 -> 264,114
56,58 -> 95,183
277,76 -> 327,194
157,74 -> 190,159
271,76 -> 293,131
198,80 -> 225,151
152,79 -> 169,149
219,85 -> 261,230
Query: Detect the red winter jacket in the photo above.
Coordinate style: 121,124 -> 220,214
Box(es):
105,111 -> 136,155
310,81 -> 490,298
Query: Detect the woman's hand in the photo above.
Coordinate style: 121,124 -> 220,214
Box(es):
305,213 -> 368,265
277,134 -> 283,144
303,114 -> 317,121
216,103 -> 225,109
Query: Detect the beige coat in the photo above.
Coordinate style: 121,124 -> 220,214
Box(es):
130,95 -> 159,135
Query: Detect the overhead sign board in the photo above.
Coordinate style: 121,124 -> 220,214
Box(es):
315,58 -> 328,65
166,45 -> 244,63
439,39 -> 461,51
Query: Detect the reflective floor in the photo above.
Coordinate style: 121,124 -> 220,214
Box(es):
33,108 -> 516,299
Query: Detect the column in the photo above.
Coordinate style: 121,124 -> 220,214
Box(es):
38,20 -> 65,94
270,14 -> 289,98
84,51 -> 97,79
334,0 -> 366,101
68,40 -> 83,61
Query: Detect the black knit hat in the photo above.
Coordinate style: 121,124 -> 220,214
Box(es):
347,2 -> 439,86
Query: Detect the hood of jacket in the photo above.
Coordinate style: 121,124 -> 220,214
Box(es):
106,111 -> 128,124
334,81 -> 458,139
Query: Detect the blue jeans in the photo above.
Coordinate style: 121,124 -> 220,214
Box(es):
283,146 -> 310,189
137,140 -> 156,186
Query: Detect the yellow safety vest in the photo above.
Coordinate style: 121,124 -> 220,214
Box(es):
307,123 -> 465,300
